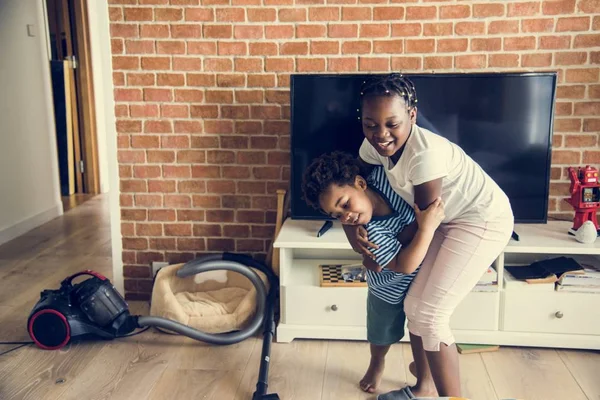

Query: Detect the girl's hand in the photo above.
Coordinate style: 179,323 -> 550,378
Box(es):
362,255 -> 382,273
345,225 -> 379,258
414,197 -> 445,234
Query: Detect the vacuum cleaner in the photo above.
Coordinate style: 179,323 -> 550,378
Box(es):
27,252 -> 280,400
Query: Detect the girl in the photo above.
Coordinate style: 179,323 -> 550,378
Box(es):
347,74 -> 514,399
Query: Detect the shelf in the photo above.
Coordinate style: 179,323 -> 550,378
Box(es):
284,259 -> 365,288
275,218 -> 600,255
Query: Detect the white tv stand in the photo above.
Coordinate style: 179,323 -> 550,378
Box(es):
273,219 -> 600,350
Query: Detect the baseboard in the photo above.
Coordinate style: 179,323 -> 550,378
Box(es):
0,203 -> 63,246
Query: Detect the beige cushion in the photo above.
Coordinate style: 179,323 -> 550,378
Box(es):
149,263 -> 269,334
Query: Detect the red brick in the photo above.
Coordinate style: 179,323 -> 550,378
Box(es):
565,135 -> 597,147
264,121 -> 289,135
113,56 -> 141,70
373,6 -> 404,20
455,54 -> 486,69
328,24 -> 359,38
522,18 -> 555,32
204,58 -> 233,72
507,2 -> 541,17
176,210 -> 205,222
556,102 -> 574,116
162,105 -> 190,119
177,150 -> 207,164
590,85 -> 600,99
406,39 -> 435,53
125,39 -> 156,55
591,52 -> 600,64
265,90 -> 290,104
358,57 -> 390,71
164,223 -> 192,236
470,38 -> 501,52
149,237 -> 175,250
489,54 -> 520,68
131,135 -> 160,148
250,105 -> 281,119
360,23 -> 389,38
540,35 -> 571,49
249,43 -> 277,57
155,7 -> 183,21
574,34 -> 600,48
111,39 -> 124,54
309,7 -> 339,21
391,23 -> 421,37
128,73 -> 156,86
391,56 -> 422,70
185,8 -> 214,21
236,211 -> 265,223
248,8 -> 276,22
109,7 -> 123,21
162,165 -> 191,178
237,239 -> 264,252
161,135 -> 190,148
328,57 -> 358,72
579,0 -> 600,12
115,105 -> 128,117
124,265 -> 150,279
233,58 -> 262,73
342,6 -> 371,21
424,56 -> 453,70
136,222 -> 163,236
141,56 -> 170,70
218,42 -> 247,56
265,58 -> 294,72
554,118 -> 582,132
406,6 -> 437,20
266,25 -> 294,39
206,210 -> 235,223
207,238 -> 235,251
556,17 -> 590,32
140,24 -> 169,38
251,225 -> 275,239
177,180 -> 206,193
543,0 -> 576,15
124,7 -> 153,21
296,24 -> 327,38
205,120 -> 234,134
117,120 -> 142,134
204,89 -> 233,103
118,150 -> 145,164
148,180 -> 177,193
221,136 -> 249,149
593,16 -> 600,31
175,89 -> 204,102
133,165 -> 161,179
215,7 -> 245,22
156,73 -> 184,86
488,20 -> 519,34
566,69 -> 599,83
311,41 -> 339,55
207,181 -> 236,194
235,121 -> 263,135
473,3 -> 505,18
436,39 -> 467,52
119,165 -> 133,179
583,151 -> 600,163
280,42 -> 309,56
237,182 -> 266,195
172,24 -> 202,38
187,41 -> 217,55
555,52 -> 588,66
251,137 -> 278,149
190,105 -> 218,118
221,166 -> 250,179
155,41 -> 184,55
235,90 -> 265,103
556,85 -> 585,99
111,24 -> 139,39
191,136 -> 219,149
123,238 -> 148,250
583,119 -> 600,132
120,180 -> 148,193
424,22 -> 453,36
234,25 -> 264,39
342,41 -> 371,54
440,5 -> 470,19
552,150 -> 581,164
147,150 -> 175,163
177,238 -> 205,251
121,208 -> 147,221
237,151 -> 266,164
203,25 -> 232,39
223,225 -> 250,237
193,223 -> 222,236
504,37 -> 536,51
574,102 -> 600,116
279,8 -> 306,22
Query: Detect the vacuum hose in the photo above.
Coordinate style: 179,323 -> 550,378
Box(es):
136,253 -> 269,345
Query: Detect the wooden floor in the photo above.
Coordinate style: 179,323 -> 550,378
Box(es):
0,195 -> 598,400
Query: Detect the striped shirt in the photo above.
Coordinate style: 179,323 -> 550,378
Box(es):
365,166 -> 419,305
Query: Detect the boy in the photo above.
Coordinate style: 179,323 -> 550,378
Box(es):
302,151 -> 444,394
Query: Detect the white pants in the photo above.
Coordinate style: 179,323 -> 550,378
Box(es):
404,212 -> 513,352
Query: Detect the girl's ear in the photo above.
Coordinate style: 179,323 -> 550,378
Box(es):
355,175 -> 367,190
409,106 -> 417,124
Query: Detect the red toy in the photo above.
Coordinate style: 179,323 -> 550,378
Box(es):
564,165 -> 600,235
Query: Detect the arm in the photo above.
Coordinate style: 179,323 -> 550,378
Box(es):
395,179 -> 442,245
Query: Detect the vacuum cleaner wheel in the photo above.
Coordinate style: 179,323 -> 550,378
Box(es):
28,309 -> 70,350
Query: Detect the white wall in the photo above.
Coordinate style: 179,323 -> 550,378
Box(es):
87,0 -> 123,292
0,0 -> 63,245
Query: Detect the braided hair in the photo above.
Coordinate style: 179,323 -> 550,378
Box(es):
302,151 -> 363,211
359,73 -> 418,112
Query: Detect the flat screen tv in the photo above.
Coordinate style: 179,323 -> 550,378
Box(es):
290,73 -> 557,224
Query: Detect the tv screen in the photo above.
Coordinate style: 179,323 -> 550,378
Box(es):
291,73 -> 556,224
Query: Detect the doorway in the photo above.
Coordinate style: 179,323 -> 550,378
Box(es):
45,0 -> 99,211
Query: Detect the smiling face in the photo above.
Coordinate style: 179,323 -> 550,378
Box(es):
361,94 -> 417,158
318,177 -> 374,226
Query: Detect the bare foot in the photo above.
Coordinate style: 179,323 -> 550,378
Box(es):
360,356 -> 385,393
407,361 -> 438,398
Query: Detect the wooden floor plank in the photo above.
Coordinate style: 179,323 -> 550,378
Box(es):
482,347 -> 588,400
557,349 -> 600,400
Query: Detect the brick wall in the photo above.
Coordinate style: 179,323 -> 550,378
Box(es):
109,0 -> 600,300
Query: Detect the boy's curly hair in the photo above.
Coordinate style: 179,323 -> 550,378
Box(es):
302,151 -> 362,211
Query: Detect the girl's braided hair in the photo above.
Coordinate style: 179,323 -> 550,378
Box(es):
359,73 -> 418,111
301,151 -> 362,211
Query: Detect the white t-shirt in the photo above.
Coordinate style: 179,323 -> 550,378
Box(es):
359,124 -> 512,223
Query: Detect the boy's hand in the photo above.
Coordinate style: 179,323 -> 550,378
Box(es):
414,197 -> 445,234
362,255 -> 382,273
344,225 -> 379,258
